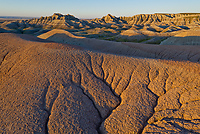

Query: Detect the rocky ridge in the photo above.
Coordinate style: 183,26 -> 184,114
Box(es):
0,13 -> 200,44
120,13 -> 200,25
1,13 -> 200,31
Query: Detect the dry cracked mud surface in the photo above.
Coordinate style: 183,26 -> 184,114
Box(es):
0,33 -> 200,133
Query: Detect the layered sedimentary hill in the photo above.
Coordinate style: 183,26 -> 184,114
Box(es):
120,13 -> 200,25
1,13 -> 199,44
20,13 -> 200,27
1,13 -> 199,31
24,13 -> 81,29
1,33 -> 200,133
93,14 -> 126,24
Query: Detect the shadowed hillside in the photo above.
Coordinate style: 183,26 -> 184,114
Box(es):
37,29 -> 200,62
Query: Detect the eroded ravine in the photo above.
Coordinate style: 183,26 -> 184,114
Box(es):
86,53 -> 200,133
0,33 -> 200,133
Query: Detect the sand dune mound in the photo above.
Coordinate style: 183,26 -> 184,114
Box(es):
161,30 -> 200,45
1,33 -> 200,133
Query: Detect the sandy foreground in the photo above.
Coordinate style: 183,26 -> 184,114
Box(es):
0,33 -> 200,133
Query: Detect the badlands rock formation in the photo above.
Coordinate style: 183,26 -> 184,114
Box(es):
0,13 -> 200,44
1,32 -> 200,134
120,13 -> 200,25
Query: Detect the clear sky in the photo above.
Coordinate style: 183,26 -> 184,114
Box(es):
0,0 -> 199,19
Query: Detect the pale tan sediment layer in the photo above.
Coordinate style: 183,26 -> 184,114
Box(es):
0,33 -> 200,133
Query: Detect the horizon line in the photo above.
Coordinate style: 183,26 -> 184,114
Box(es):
1,12 -> 200,20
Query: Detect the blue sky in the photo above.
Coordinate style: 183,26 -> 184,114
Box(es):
0,0 -> 199,18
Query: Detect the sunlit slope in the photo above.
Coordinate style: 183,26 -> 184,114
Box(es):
0,33 -> 200,133
161,30 -> 200,45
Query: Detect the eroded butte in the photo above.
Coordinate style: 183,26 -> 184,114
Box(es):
0,33 -> 200,133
